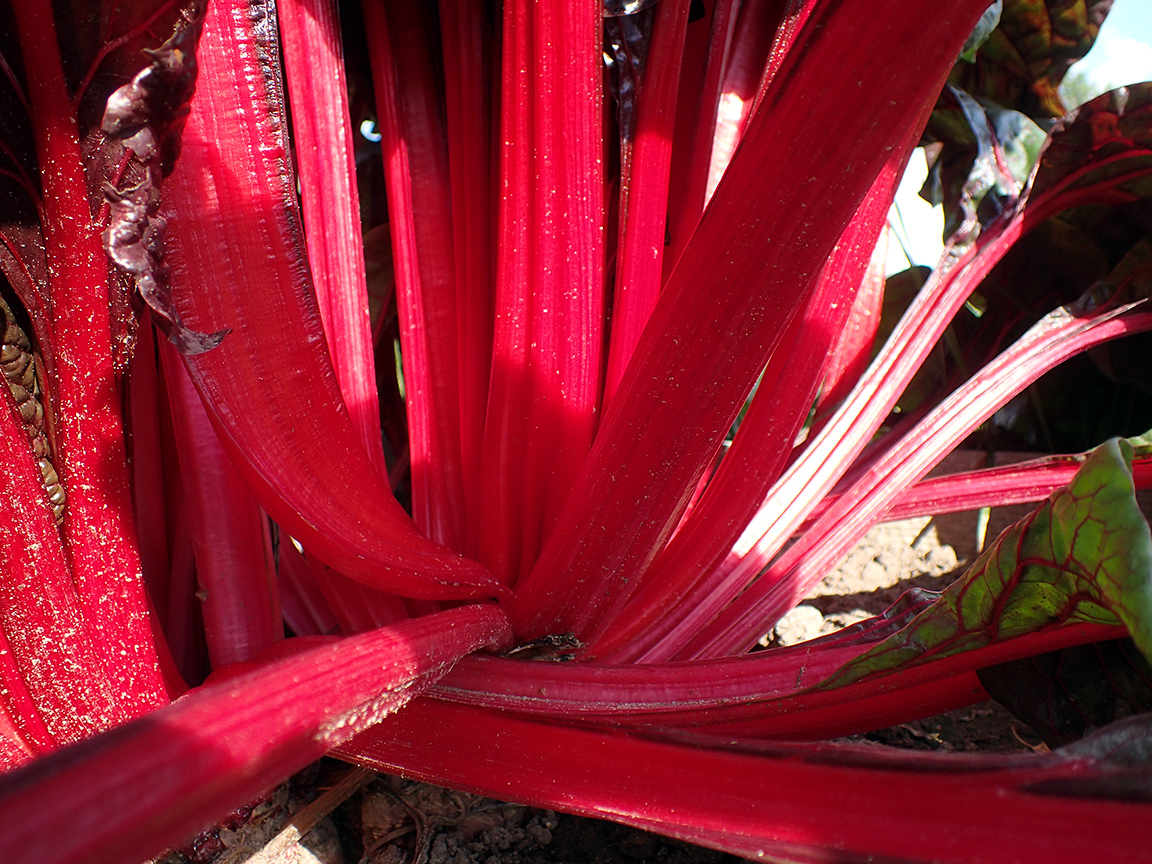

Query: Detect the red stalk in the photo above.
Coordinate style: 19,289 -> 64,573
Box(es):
438,0 -> 496,554
429,619 -> 1122,740
603,0 -> 692,407
664,0 -> 741,271
814,229 -> 887,413
0,606 -> 512,864
11,0 -> 169,719
364,0 -> 467,550
475,0 -> 534,584
883,453 -> 1152,521
279,0 -> 385,472
276,538 -> 339,638
128,323 -> 172,617
163,0 -> 504,601
509,0 -> 992,642
159,341 -> 282,668
345,698 -> 1152,863
688,230 -> 1023,646
305,552 -> 413,634
520,0 -> 605,546
478,0 -> 605,583
702,0 -> 787,205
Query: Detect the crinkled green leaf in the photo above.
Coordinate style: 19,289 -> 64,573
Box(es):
921,1 -> 1112,239
950,0 -> 1112,119
1031,83 -> 1152,200
820,435 -> 1152,689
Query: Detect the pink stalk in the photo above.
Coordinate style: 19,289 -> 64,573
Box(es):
164,0 -> 504,601
346,698 -> 1152,863
279,0 -> 384,471
509,0 -> 991,642
159,341 -> 282,668
603,0 -> 692,407
0,606 -> 512,864
883,453 -> 1152,521
692,131 -> 1152,616
364,0 -> 467,550
438,0 -> 495,552
593,144 -> 909,661
685,310 -> 1152,659
11,0 -> 169,719
679,229 -> 1025,647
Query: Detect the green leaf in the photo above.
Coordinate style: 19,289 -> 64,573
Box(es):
819,435 -> 1152,689
950,0 -> 1112,119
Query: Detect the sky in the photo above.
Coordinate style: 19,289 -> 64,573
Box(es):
886,0 -> 1152,274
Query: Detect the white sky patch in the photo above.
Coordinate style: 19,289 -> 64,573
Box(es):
885,149 -> 944,276
1073,0 -> 1152,93
1078,36 -> 1152,91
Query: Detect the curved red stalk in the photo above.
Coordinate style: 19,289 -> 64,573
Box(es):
11,0 -> 169,718
509,0 -> 992,642
344,698 -> 1152,863
163,0 -> 505,602
280,0 -> 384,472
159,342 -> 282,668
0,606 -> 512,864
364,0 -> 467,550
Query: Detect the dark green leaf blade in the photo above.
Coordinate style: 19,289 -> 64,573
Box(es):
952,0 -> 1112,120
820,435 -> 1152,689
978,638 -> 1152,747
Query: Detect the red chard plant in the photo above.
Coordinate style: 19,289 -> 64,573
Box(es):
2,0 -> 1152,861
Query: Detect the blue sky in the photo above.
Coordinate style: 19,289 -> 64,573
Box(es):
1075,0 -> 1152,94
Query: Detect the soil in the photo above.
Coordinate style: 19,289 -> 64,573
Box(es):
164,451 -> 1145,864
